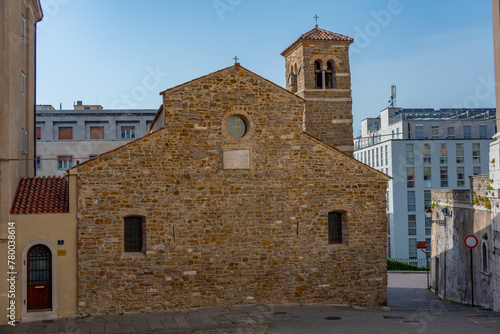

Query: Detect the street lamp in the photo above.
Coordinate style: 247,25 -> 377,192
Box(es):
425,207 -> 451,300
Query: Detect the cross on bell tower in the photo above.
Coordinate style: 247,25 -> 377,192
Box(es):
314,15 -> 319,28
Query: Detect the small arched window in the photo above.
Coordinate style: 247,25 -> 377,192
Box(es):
314,60 -> 323,89
482,241 -> 488,272
325,61 -> 336,89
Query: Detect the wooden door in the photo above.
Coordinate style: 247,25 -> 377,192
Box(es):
27,245 -> 52,310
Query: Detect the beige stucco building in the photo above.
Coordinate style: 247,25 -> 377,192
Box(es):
0,0 -> 43,325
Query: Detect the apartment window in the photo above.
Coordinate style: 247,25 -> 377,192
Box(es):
387,214 -> 391,235
368,150 -> 371,166
440,166 -> 448,187
473,166 -> 481,175
392,130 -> 394,139
36,127 -> 41,140
423,143 -> 431,164
406,144 -> 414,164
472,143 -> 481,164
57,156 -> 73,170
439,143 -> 447,164
423,167 -> 432,188
424,190 -> 431,210
463,125 -> 471,139
407,191 -> 416,211
121,126 -> 135,139
409,238 -> 417,259
364,151 -> 367,164
426,237 -> 431,253
479,125 -> 488,139
396,128 -> 399,139
415,125 -> 424,139
408,215 -> 417,235
21,72 -> 25,98
372,149 -> 375,167
90,126 -> 105,140
58,127 -> 73,140
385,145 -> 388,165
124,216 -> 143,252
457,166 -> 465,187
456,143 -> 464,164
328,212 -> 342,244
447,126 -> 455,139
376,148 -> 379,167
425,218 -> 432,236
22,15 -> 25,42
381,148 -> 384,166
35,156 -> 41,170
407,167 -> 415,188
431,125 -> 439,139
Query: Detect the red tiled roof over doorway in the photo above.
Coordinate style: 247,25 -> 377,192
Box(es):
10,176 -> 69,214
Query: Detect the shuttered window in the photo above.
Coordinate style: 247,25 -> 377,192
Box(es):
90,126 -> 104,139
58,127 -> 73,140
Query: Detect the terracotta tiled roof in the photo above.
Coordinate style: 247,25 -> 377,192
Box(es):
281,27 -> 354,56
10,176 -> 69,214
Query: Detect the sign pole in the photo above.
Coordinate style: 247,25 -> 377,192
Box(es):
464,235 -> 478,307
470,248 -> 474,307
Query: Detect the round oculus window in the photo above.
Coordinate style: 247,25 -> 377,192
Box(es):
225,115 -> 248,139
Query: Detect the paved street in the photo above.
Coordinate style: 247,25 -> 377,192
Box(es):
1,272 -> 500,333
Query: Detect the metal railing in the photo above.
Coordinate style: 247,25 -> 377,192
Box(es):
390,258 -> 429,268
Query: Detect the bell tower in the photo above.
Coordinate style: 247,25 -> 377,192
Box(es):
281,25 -> 354,155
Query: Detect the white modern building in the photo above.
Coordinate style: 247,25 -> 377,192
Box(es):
36,102 -> 157,176
355,107 -> 496,264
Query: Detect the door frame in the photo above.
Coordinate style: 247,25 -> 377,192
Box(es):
22,240 -> 57,319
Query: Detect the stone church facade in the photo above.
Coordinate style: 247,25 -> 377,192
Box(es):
73,27 -> 389,314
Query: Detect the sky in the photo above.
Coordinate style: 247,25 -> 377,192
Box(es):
36,0 -> 496,136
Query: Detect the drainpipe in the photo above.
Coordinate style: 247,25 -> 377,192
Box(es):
33,4 -> 43,176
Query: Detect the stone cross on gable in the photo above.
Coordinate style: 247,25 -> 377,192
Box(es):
233,56 -> 239,64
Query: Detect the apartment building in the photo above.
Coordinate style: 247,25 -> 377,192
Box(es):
36,102 -> 157,176
354,107 -> 496,263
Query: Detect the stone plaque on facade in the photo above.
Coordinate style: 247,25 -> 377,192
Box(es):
57,250 -> 67,256
223,150 -> 250,169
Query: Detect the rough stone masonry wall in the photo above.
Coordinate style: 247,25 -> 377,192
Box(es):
76,66 -> 388,315
283,40 -> 354,154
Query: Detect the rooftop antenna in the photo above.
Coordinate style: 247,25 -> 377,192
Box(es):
388,84 -> 396,107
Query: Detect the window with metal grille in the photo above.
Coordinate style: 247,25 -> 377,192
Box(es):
28,245 -> 51,284
328,212 -> 342,244
125,216 -> 143,252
